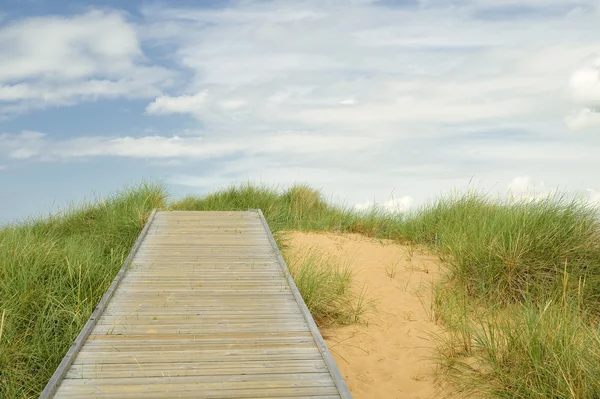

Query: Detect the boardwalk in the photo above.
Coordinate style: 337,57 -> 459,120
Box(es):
41,210 -> 351,398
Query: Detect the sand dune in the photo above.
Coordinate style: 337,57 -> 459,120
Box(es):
283,232 -> 459,399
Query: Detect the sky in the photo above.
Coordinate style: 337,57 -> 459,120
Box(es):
1,0 -> 599,223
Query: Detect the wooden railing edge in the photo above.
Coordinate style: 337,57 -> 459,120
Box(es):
39,209 -> 159,398
252,208 -> 353,398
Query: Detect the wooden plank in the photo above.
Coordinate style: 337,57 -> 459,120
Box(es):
132,255 -> 277,258
113,286 -> 291,291
80,340 -> 317,350
147,227 -> 265,230
75,347 -> 321,360
118,276 -> 286,281
130,259 -> 278,263
128,266 -> 278,270
65,360 -> 330,379
105,296 -> 297,303
55,386 -> 340,399
39,210 -> 158,399
125,269 -> 281,273
101,305 -> 301,313
94,320 -> 308,328
117,276 -> 285,282
95,317 -> 307,325
97,315 -> 301,324
125,267 -> 282,272
131,255 -> 274,258
116,281 -> 286,285
143,239 -> 271,241
86,332 -> 314,341
127,262 -> 279,267
116,283 -> 286,288
101,310 -> 303,316
56,378 -> 335,396
101,303 -> 301,310
100,303 -> 300,310
60,373 -> 334,387
107,293 -> 295,300
121,276 -> 283,280
126,264 -> 281,268
135,248 -> 274,251
149,225 -> 264,228
82,340 -> 317,349
72,353 -> 324,365
91,325 -> 309,335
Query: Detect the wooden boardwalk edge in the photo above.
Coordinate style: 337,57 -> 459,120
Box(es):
39,210 -> 159,399
253,209 -> 353,399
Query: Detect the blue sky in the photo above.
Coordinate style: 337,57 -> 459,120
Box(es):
1,0 -> 599,223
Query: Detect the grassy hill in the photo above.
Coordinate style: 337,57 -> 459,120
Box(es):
1,182 -> 599,398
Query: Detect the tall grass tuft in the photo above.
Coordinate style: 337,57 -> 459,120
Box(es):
404,192 -> 600,311
433,281 -> 600,398
418,192 -> 600,398
0,182 -> 166,398
284,246 -> 369,325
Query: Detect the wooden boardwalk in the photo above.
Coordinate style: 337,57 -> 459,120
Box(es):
41,210 -> 351,398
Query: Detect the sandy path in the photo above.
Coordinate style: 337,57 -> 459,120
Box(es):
283,231 -> 457,399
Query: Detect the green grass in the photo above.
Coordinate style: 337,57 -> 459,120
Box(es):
403,192 -> 600,309
283,245 -> 370,325
432,280 -> 600,398
1,181 -> 599,398
416,192 -> 600,398
0,182 -> 166,397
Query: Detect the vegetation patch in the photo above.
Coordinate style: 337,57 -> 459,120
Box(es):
0,182 -> 166,397
1,181 -> 599,398
283,245 -> 370,325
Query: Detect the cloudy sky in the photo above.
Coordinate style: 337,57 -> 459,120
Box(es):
1,0 -> 599,222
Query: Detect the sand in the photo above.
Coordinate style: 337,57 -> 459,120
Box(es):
283,231 -> 457,399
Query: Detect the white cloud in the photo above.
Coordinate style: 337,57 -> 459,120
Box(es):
567,55 -> 600,130
587,189 -> 600,205
565,108 -> 600,130
135,1 -> 600,140
0,130 -> 376,160
0,10 -> 173,113
0,10 -> 140,82
507,175 -> 551,202
508,176 -> 535,193
355,196 -> 413,213
146,91 -> 208,115
569,56 -> 600,105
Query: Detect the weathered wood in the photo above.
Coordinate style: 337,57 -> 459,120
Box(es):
87,332 -> 314,340
60,373 -> 334,387
101,305 -> 301,312
79,342 -> 318,352
90,325 -> 310,335
45,210 -> 351,398
55,387 -> 340,399
72,353 -> 325,365
96,314 -> 300,324
66,362 -> 329,379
